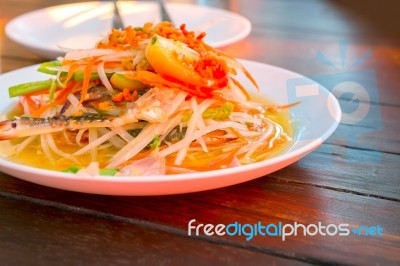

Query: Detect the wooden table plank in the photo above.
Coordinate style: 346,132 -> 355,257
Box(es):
1,175 -> 399,265
270,144 -> 400,200
1,197 -> 310,266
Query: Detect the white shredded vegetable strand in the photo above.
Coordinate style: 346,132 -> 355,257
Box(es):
64,48 -> 117,60
195,137 -> 208,153
238,116 -> 288,159
159,121 -> 248,159
19,97 -> 30,115
97,60 -> 114,93
230,112 -> 263,126
166,91 -> 189,116
131,51 -> 145,68
62,131 -> 73,145
74,129 -> 116,156
119,156 -> 166,176
98,128 -> 125,148
88,128 -> 98,161
77,162 -> 100,177
242,126 -> 275,159
66,93 -> 87,115
174,98 -> 199,165
40,134 -> 55,164
45,134 -> 79,164
174,98 -> 215,165
98,143 -> 113,150
107,114 -> 183,168
107,123 -> 158,168
56,67 -> 65,88
99,50 -> 139,61
15,136 -> 37,155
75,129 -> 87,146
111,127 -> 134,142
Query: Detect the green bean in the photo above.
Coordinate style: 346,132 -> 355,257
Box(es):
38,61 -> 111,82
73,71 -> 113,81
37,61 -> 62,75
9,79 -> 53,98
62,165 -> 118,176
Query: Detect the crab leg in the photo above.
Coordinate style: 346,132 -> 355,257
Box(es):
0,114 -> 114,140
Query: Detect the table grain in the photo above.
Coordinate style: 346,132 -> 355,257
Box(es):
0,0 -> 399,265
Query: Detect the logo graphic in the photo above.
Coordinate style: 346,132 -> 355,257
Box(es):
188,219 -> 384,241
286,40 -> 382,168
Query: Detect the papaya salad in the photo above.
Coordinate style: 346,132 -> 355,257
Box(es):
0,22 -> 293,176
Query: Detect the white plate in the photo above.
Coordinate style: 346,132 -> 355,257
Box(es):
5,1 -> 251,59
0,60 -> 341,195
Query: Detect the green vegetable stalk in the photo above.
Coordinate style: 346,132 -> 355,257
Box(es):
182,102 -> 234,122
62,166 -> 118,176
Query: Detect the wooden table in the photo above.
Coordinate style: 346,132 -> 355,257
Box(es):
1,0 -> 399,265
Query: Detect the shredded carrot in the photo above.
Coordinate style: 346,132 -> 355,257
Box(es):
79,60 -> 95,104
190,137 -> 228,147
211,92 -> 240,105
63,63 -> 79,86
265,101 -> 301,112
30,103 -> 51,118
23,95 -> 37,114
133,70 -> 209,98
204,130 -> 225,137
31,81 -> 77,117
104,62 -> 123,69
230,77 -> 251,101
62,59 -> 74,66
240,65 -> 259,91
203,42 -> 259,90
58,81 -> 78,101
